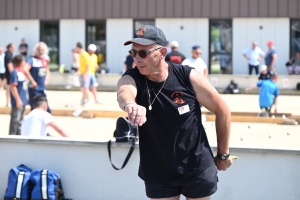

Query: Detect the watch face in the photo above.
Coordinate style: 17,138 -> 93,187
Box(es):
218,153 -> 230,160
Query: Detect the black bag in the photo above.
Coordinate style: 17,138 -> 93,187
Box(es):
107,117 -> 138,170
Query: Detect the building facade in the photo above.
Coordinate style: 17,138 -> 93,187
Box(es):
0,0 -> 299,75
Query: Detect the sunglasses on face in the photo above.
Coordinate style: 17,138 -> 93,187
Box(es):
129,47 -> 162,58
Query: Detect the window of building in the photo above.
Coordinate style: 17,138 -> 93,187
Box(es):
209,20 -> 232,74
133,20 -> 155,36
40,21 -> 59,71
86,21 -> 106,72
290,19 -> 300,58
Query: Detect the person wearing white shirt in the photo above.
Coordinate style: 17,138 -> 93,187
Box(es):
21,96 -> 68,137
182,45 -> 208,77
242,41 -> 265,75
0,47 -> 6,91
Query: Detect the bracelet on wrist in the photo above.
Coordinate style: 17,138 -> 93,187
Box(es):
123,102 -> 136,111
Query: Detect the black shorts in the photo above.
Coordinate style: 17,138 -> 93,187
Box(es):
0,73 -> 5,80
145,164 -> 218,199
5,72 -> 10,83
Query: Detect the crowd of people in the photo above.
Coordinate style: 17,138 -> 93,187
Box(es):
0,39 -> 102,137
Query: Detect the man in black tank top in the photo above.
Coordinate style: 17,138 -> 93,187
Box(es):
117,25 -> 232,200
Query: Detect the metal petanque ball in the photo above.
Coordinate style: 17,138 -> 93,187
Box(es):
287,132 -> 290,135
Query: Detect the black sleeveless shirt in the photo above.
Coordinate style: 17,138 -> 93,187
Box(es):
123,62 -> 214,182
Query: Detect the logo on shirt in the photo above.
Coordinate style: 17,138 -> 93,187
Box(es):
171,91 -> 185,104
136,26 -> 146,36
170,56 -> 183,64
38,68 -> 46,77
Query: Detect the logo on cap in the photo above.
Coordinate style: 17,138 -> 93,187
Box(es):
136,27 -> 146,36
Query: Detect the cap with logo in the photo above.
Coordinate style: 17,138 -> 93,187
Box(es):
124,25 -> 167,47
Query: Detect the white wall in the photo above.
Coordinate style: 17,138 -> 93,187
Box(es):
233,18 -> 289,75
0,20 -> 39,56
156,18 -> 209,65
60,20 -> 85,70
106,19 -> 133,73
0,137 -> 299,200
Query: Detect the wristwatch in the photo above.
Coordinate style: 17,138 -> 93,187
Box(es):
217,153 -> 230,160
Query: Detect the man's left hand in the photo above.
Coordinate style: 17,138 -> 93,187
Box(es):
214,156 -> 233,171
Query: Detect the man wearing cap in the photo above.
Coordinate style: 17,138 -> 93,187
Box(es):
242,41 -> 265,75
88,44 -> 101,103
258,65 -> 273,80
182,45 -> 208,77
165,41 -> 186,64
117,25 -> 232,200
265,40 -> 277,71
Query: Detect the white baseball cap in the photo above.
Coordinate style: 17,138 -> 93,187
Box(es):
260,65 -> 267,71
88,44 -> 97,51
170,41 -> 179,48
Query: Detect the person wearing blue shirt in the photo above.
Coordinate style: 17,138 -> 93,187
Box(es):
9,55 -> 28,135
265,40 -> 277,71
246,73 -> 279,113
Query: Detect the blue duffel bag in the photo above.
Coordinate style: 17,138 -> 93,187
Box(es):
4,165 -> 33,200
30,170 -> 66,200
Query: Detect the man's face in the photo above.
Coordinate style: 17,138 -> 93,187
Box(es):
9,44 -> 15,52
252,42 -> 257,49
131,43 -> 163,76
267,43 -> 273,49
192,48 -> 202,59
88,49 -> 95,54
75,47 -> 81,53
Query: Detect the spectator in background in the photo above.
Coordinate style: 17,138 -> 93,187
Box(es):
71,49 -> 79,73
4,43 -> 15,107
218,53 -> 230,74
258,65 -> 273,80
88,44 -> 101,104
21,96 -> 68,137
165,41 -> 186,64
9,55 -> 27,135
18,38 -> 28,58
27,42 -> 51,113
124,54 -> 135,72
265,40 -> 277,71
246,73 -> 279,114
182,45 -> 208,77
75,42 -> 91,106
0,47 -> 6,92
286,51 -> 300,75
242,41 -> 265,75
